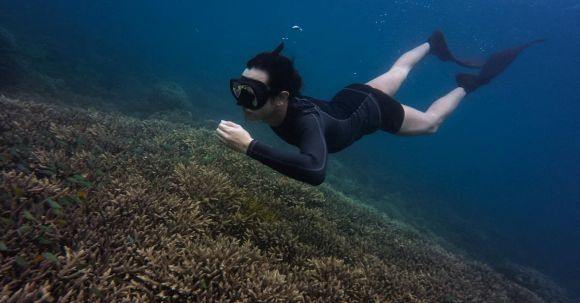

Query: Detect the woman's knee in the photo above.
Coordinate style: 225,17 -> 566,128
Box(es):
424,123 -> 440,134
398,109 -> 441,135
423,113 -> 442,134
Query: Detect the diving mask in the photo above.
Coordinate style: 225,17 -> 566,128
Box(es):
229,76 -> 271,110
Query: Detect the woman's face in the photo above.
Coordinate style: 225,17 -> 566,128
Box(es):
240,68 -> 277,121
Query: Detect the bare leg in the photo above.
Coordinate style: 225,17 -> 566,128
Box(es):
366,42 -> 430,97
397,87 -> 467,136
367,41 -> 468,136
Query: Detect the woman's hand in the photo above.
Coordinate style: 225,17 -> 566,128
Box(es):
215,120 -> 254,153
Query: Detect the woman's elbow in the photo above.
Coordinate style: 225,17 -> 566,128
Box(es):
305,171 -> 325,186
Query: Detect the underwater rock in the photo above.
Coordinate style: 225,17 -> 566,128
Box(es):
147,81 -> 191,112
34,73 -> 68,95
0,26 -> 24,89
0,26 -> 17,51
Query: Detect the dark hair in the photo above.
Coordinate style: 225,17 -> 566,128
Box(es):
246,42 -> 302,98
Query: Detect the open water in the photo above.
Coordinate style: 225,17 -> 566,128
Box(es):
1,0 -> 579,299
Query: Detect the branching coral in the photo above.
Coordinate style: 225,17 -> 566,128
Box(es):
0,96 -> 564,302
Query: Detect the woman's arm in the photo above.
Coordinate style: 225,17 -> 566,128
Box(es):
217,115 -> 327,186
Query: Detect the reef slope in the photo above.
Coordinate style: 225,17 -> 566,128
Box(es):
0,96 -> 548,302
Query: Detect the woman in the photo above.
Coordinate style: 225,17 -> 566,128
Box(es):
216,31 -> 542,185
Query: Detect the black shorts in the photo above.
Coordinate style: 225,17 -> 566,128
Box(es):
329,83 -> 405,134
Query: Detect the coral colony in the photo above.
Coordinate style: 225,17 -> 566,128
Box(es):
0,97 -> 554,302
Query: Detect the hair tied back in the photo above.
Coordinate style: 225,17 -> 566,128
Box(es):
272,41 -> 285,55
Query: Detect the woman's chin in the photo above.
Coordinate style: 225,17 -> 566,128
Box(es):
244,111 -> 258,121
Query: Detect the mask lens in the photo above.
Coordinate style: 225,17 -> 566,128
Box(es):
231,80 -> 259,109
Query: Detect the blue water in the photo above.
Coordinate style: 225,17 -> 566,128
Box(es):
2,0 -> 579,298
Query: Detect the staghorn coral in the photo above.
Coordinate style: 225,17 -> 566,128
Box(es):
0,96 -> 568,302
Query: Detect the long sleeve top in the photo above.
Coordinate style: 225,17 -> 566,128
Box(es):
246,84 -> 404,186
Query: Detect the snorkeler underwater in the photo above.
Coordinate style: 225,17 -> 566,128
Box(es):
1,1 -> 579,302
218,34 -> 542,185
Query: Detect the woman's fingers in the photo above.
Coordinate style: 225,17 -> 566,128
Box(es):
216,122 -> 234,147
222,120 -> 239,128
218,122 -> 232,132
218,121 -> 230,128
215,127 -> 229,141
216,120 -> 251,154
218,121 -> 243,135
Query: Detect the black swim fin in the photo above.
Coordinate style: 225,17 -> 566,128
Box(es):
456,73 -> 488,93
456,39 -> 545,93
428,31 -> 485,69
478,39 -> 545,81
428,31 -> 453,61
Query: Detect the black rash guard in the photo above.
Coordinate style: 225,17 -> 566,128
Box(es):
246,83 -> 405,186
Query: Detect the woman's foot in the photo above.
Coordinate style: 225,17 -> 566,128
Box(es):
428,31 -> 453,61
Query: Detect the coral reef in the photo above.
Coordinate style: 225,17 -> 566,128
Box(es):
497,262 -> 569,303
0,96 -> 567,302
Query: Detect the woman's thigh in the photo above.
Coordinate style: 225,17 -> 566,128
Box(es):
366,67 -> 409,97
